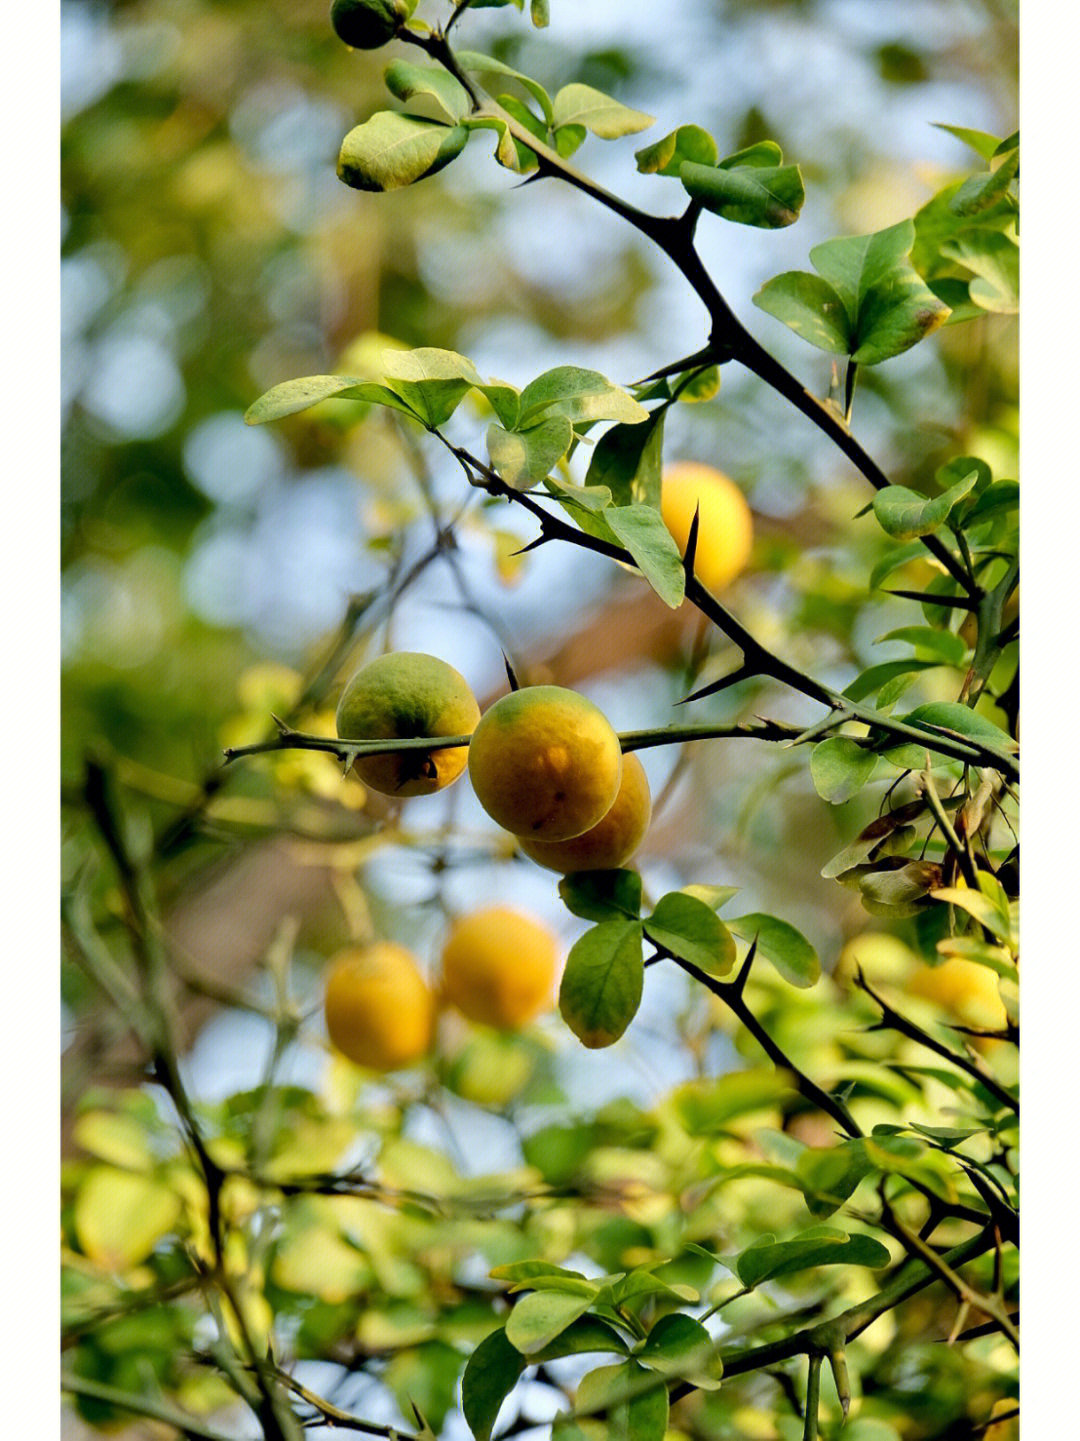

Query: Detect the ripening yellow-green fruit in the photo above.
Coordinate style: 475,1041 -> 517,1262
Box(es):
517,752 -> 651,873
335,651 -> 480,797
468,685 -> 623,841
661,461 -> 754,594
324,943 -> 434,1070
440,908 -> 558,1030
907,957 -> 1008,1031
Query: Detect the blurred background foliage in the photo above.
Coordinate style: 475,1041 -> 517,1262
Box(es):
61,1 -> 1017,1436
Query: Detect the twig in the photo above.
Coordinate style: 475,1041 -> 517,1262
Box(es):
803,1352 -> 822,1441
61,1373 -> 237,1441
854,968 -> 1018,1115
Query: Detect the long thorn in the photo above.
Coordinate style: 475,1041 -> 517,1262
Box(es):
678,664 -> 755,704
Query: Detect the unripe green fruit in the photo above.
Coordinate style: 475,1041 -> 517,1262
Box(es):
330,0 -> 413,51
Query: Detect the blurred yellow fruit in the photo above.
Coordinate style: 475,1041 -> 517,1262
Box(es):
336,652 -> 480,797
440,907 -> 558,1030
984,1397 -> 1019,1440
468,685 -> 623,841
661,461 -> 754,593
324,943 -> 434,1070
834,932 -> 919,992
518,752 -> 651,872
908,957 -> 1008,1030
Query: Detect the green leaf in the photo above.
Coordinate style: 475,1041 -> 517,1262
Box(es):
934,124 -> 1006,160
672,1069 -> 796,1134
878,669 -> 929,709
871,469 -> 979,539
874,626 -> 968,666
380,347 -> 483,427
762,220 -> 951,363
675,364 -> 721,402
455,50 -> 554,125
848,275 -> 951,365
491,1260 -> 591,1285
911,179 -> 1016,281
74,1168 -> 182,1269
734,1226 -> 890,1287
462,112 -> 526,172
728,914 -> 820,987
487,415 -> 574,489
936,935 -> 1017,981
506,1290 -> 595,1355
383,60 -> 470,123
851,859 -> 941,917
842,658 -> 939,704
681,160 -> 805,228
559,919 -> 644,1049
635,124 -> 718,176
244,374 -> 420,425
585,410 -> 665,510
948,150 -> 1019,218
899,702 -> 1016,759
542,474 -> 626,549
941,230 -> 1018,313
810,737 -> 878,803
796,1142 -> 875,1219
719,140 -> 785,169
930,887 -> 1012,945
811,220 -> 914,322
868,539 -> 927,590
531,1315 -> 630,1362
605,1271 -> 699,1307
636,1314 -> 723,1390
531,0 -> 550,27
337,112 -> 469,191
495,93 -> 547,172
71,1110 -> 156,1170
575,1361 -> 669,1441
680,883 -> 739,911
462,1327 -> 525,1440
751,272 -> 851,354
507,1274 -> 602,1298
644,892 -> 736,975
861,1133 -> 958,1203
559,868 -> 643,923
605,504 -> 686,607
476,380 -> 521,429
518,367 -> 649,426
553,123 -> 587,158
964,480 -> 1019,527
522,1124 -> 595,1186
551,84 -> 655,139
386,1343 -> 462,1435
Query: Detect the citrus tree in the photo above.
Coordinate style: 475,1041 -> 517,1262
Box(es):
61,2 -> 1018,1439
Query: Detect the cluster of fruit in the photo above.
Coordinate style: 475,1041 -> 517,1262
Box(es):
325,654 -> 652,1073
335,652 -> 652,875
323,907 -> 558,1071
321,463 -> 758,1071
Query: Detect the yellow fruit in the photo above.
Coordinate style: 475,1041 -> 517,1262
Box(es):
833,932 -> 919,992
518,752 -> 651,873
324,943 -> 434,1070
907,957 -> 1008,1030
440,907 -> 558,1030
336,652 -> 480,797
468,685 -> 623,841
661,461 -> 754,593
984,1397 -> 1019,1440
